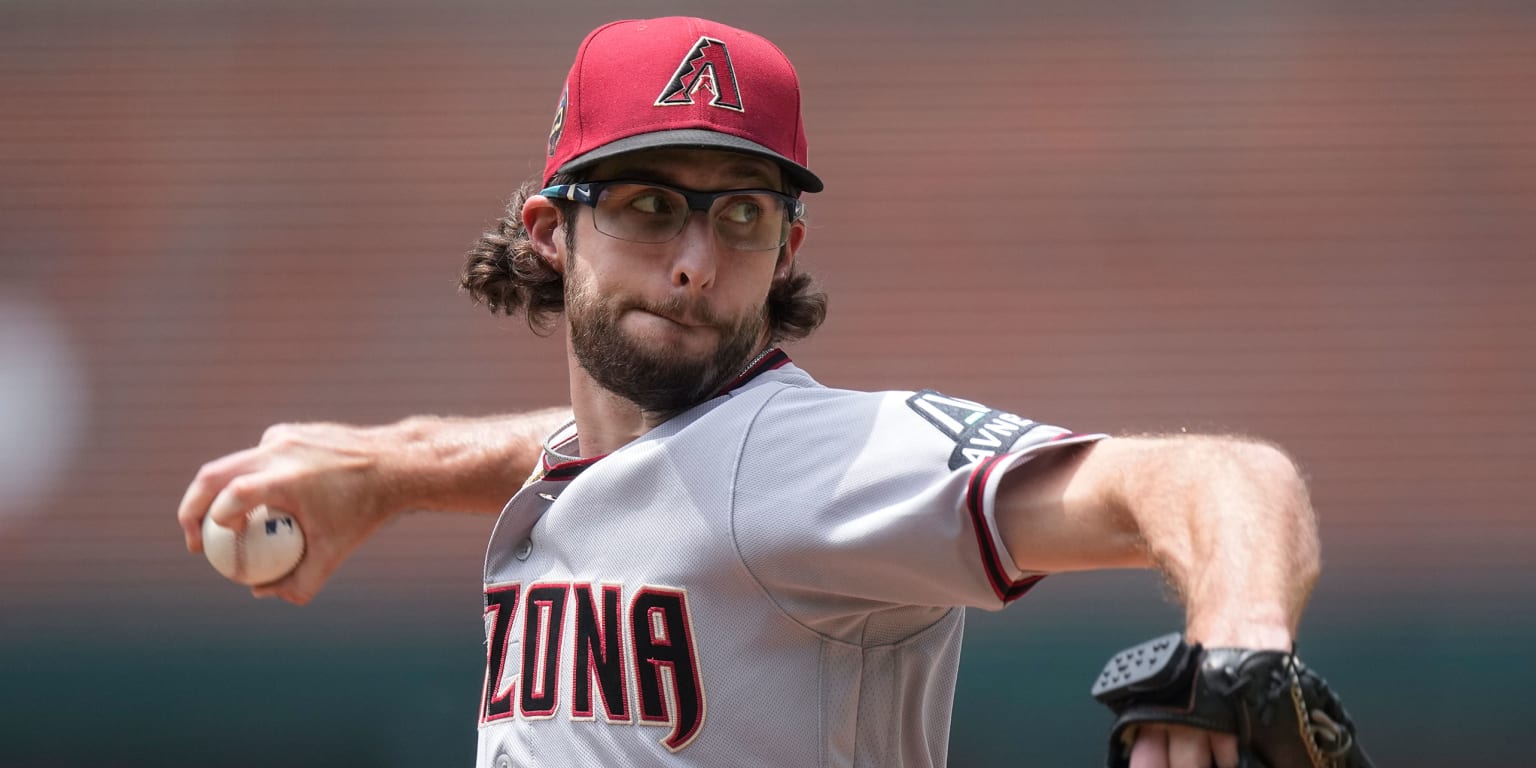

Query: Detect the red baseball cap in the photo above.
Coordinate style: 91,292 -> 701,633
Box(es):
543,17 -> 823,193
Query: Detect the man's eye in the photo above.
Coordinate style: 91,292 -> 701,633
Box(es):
629,193 -> 673,215
720,200 -> 761,224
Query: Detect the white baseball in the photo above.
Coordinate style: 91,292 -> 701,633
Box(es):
202,504 -> 306,586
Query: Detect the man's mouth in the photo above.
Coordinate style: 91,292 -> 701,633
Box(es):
634,304 -> 713,329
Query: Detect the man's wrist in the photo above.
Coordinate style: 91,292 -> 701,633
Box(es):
370,416 -> 449,514
1186,612 -> 1295,651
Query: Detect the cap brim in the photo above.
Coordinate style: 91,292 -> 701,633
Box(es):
556,129 -> 824,194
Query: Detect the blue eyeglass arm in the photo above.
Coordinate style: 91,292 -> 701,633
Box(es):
538,181 -> 805,220
538,183 -> 596,205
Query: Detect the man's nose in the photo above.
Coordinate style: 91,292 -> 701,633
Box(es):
670,212 -> 718,291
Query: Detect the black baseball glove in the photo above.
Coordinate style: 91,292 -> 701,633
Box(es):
1090,633 -> 1373,768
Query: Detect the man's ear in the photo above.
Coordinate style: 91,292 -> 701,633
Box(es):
522,195 -> 567,274
774,219 -> 806,281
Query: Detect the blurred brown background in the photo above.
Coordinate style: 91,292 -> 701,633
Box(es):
2,1 -> 1532,765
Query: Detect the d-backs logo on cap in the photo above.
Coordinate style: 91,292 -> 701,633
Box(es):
655,36 -> 744,112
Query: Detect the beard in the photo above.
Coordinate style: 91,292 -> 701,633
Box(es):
566,265 -> 768,416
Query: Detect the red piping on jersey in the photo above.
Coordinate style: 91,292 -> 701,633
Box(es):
543,453 -> 606,482
965,454 -> 1046,604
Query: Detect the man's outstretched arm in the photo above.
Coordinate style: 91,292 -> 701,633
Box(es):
995,434 -> 1322,768
177,408 -> 572,604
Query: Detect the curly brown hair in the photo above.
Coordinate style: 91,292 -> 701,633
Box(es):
460,175 -> 828,343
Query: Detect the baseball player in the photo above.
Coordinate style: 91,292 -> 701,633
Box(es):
178,17 -> 1370,768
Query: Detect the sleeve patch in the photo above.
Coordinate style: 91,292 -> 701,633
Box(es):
905,390 -> 1048,470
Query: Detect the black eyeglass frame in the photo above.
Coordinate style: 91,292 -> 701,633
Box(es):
538,179 -> 805,250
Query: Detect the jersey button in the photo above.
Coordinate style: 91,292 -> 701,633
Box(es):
514,538 -> 533,561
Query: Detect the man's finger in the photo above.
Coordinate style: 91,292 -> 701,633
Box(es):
177,446 -> 266,551
1211,732 -> 1240,768
1166,725 -> 1211,768
1129,724 -> 1170,768
252,569 -> 317,605
251,576 -> 311,604
206,473 -> 292,532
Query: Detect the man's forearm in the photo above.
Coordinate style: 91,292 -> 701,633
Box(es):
385,407 -> 573,516
1111,436 -> 1321,648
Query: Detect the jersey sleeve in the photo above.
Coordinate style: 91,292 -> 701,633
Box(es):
730,386 -> 1106,631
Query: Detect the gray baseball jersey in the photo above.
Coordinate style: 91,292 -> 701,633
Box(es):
477,349 -> 1105,767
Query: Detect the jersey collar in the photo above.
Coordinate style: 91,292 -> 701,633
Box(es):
715,347 -> 791,396
533,347 -> 792,483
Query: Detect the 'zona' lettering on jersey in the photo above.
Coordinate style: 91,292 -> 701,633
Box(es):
480,581 -> 706,752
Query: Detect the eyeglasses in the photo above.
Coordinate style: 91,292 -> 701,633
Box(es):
539,179 -> 805,251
